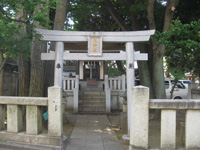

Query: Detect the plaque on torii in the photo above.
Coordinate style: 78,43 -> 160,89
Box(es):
88,36 -> 102,57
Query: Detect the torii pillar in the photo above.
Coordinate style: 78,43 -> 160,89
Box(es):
126,42 -> 135,134
48,41 -> 64,137
54,42 -> 64,87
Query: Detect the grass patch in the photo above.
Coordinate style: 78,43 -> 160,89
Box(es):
1,139 -> 7,142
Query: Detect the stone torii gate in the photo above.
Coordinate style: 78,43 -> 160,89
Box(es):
36,28 -> 155,134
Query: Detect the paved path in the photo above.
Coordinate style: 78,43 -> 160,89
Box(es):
66,115 -> 124,150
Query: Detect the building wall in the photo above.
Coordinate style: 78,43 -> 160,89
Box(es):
63,91 -> 74,111
3,72 -> 18,96
111,92 -> 124,110
191,89 -> 200,99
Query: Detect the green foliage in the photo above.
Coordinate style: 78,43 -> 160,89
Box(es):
108,61 -> 120,77
107,61 -> 126,77
173,0 -> 200,24
130,0 -> 147,19
66,0 -> 119,31
0,20 -> 31,59
0,0 -> 54,60
154,1 -> 165,32
155,19 -> 200,79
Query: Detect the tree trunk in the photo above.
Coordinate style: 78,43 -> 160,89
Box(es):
104,0 -> 131,31
0,53 -> 9,74
135,43 -> 154,98
44,0 -> 67,96
18,56 -> 30,96
16,9 -> 30,96
53,0 -> 68,30
116,61 -> 125,75
0,51 -> 4,96
170,79 -> 178,99
147,0 -> 179,99
29,40 -> 46,97
147,0 -> 179,119
29,2 -> 49,97
152,45 -> 166,98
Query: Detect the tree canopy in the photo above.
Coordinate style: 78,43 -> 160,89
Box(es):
0,19 -> 30,59
0,0 -> 51,60
155,19 -> 200,79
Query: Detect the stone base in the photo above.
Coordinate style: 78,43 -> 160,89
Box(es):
0,130 -> 67,150
122,134 -> 130,145
120,112 -> 127,131
129,145 -> 147,150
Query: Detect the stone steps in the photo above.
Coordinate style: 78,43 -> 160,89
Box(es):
79,82 -> 104,92
80,87 -> 103,92
79,103 -> 105,106
79,91 -> 105,95
78,91 -> 106,112
79,106 -> 106,112
79,96 -> 105,100
79,99 -> 105,103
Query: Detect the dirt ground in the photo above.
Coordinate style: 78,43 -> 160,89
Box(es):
63,110 -> 186,150
63,113 -> 77,139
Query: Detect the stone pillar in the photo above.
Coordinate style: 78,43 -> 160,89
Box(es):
126,42 -> 134,134
79,61 -> 84,80
122,74 -> 126,91
74,75 -> 79,113
129,86 -> 149,149
105,88 -> 111,113
7,105 -> 23,132
76,61 -> 79,75
90,63 -> 92,79
26,106 -> 42,135
48,87 -> 63,136
161,110 -> 176,149
0,105 -> 5,130
54,42 -> 64,87
187,83 -> 192,99
186,110 -> 200,149
100,61 -> 104,80
105,75 -> 111,113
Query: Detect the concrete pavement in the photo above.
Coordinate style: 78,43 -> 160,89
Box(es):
66,115 -> 124,150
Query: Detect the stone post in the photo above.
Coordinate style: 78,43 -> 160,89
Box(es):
187,83 -> 192,99
122,74 -> 126,91
129,86 -> 149,150
0,105 -> 5,130
63,80 -> 66,91
48,87 -> 63,136
104,75 -> 108,88
73,75 -> 79,113
54,42 -> 64,87
26,106 -> 42,135
100,61 -> 104,80
79,61 -> 84,80
161,110 -> 176,149
186,110 -> 200,149
7,105 -> 23,132
126,42 -> 134,134
106,88 -> 111,113
105,75 -> 111,113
